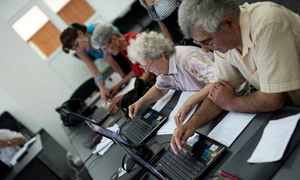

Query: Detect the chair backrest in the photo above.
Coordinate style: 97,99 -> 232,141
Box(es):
0,111 -> 33,139
70,77 -> 99,100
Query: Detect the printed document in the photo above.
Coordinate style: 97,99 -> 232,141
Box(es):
247,113 -> 300,163
152,89 -> 175,112
157,92 -> 198,135
208,112 -> 256,147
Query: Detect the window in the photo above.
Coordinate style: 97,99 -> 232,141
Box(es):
12,0 -> 95,60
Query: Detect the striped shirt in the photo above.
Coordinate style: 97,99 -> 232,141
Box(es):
156,46 -> 215,91
215,2 -> 300,106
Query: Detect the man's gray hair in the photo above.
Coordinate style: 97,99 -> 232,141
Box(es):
178,0 -> 240,38
91,24 -> 121,49
127,31 -> 175,64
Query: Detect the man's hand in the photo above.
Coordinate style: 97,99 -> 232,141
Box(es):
170,122 -> 196,154
128,101 -> 143,119
208,80 -> 236,111
174,102 -> 192,127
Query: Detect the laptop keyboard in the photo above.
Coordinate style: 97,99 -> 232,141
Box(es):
157,150 -> 206,180
91,107 -> 109,124
122,119 -> 152,145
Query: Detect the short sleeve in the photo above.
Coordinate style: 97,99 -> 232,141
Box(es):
155,75 -> 172,89
184,55 -> 215,84
214,51 -> 246,87
255,22 -> 300,93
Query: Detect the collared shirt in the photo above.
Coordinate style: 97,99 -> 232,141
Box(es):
215,2 -> 300,106
156,46 -> 215,91
0,129 -> 25,166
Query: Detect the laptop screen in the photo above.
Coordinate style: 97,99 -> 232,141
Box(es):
113,137 -> 168,180
138,108 -> 166,128
65,110 -> 131,147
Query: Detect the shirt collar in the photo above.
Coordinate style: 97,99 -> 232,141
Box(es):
168,53 -> 177,74
239,4 -> 254,57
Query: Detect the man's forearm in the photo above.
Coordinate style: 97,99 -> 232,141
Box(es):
229,91 -> 285,113
188,97 -> 223,128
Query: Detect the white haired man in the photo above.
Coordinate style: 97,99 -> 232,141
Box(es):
171,0 -> 300,154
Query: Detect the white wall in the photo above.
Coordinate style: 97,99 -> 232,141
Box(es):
0,17 -> 76,154
0,0 -> 135,154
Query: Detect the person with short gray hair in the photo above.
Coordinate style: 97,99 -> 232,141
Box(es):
91,24 -> 154,96
171,0 -> 300,154
127,31 -> 215,125
91,24 -> 121,48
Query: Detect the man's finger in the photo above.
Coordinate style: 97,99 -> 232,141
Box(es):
219,80 -> 232,88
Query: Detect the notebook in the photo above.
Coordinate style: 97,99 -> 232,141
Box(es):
114,132 -> 227,180
122,107 -> 168,145
64,108 -> 166,147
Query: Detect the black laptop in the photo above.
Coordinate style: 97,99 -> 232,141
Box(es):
64,108 -> 167,147
122,108 -> 168,145
114,132 -> 227,180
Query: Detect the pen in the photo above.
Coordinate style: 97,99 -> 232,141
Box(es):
219,170 -> 240,180
109,116 -> 122,126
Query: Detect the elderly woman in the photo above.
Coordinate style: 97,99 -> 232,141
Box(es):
91,24 -> 155,114
127,31 -> 215,126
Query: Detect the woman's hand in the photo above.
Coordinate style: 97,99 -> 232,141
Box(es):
109,84 -> 122,97
99,88 -> 110,104
108,96 -> 122,114
174,102 -> 193,127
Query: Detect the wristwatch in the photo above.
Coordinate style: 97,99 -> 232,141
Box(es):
7,140 -> 11,146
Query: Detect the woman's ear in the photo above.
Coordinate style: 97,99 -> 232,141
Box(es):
77,30 -> 84,37
161,53 -> 168,62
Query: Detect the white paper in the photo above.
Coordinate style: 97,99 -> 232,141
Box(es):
247,113 -> 300,163
157,92 -> 198,135
152,89 -> 175,112
116,78 -> 136,96
10,137 -> 37,166
208,112 -> 256,147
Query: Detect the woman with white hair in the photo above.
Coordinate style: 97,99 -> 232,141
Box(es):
127,31 -> 215,126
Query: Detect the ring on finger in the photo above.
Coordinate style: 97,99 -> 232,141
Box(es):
177,113 -> 181,117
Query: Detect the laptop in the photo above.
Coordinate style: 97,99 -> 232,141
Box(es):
90,107 -> 110,125
114,132 -> 227,180
64,107 -> 167,146
122,107 -> 168,145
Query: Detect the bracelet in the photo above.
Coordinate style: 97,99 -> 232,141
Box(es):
94,76 -> 104,86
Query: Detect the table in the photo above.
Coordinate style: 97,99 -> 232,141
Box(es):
63,91 -> 300,180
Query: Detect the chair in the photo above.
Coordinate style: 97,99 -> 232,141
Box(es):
69,77 -> 99,100
0,111 -> 33,139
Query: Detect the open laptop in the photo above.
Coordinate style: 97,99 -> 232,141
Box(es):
114,132 -> 227,180
122,107 -> 168,145
64,107 -> 167,146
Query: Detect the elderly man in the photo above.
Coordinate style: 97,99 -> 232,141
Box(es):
171,0 -> 300,153
0,129 -> 26,166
